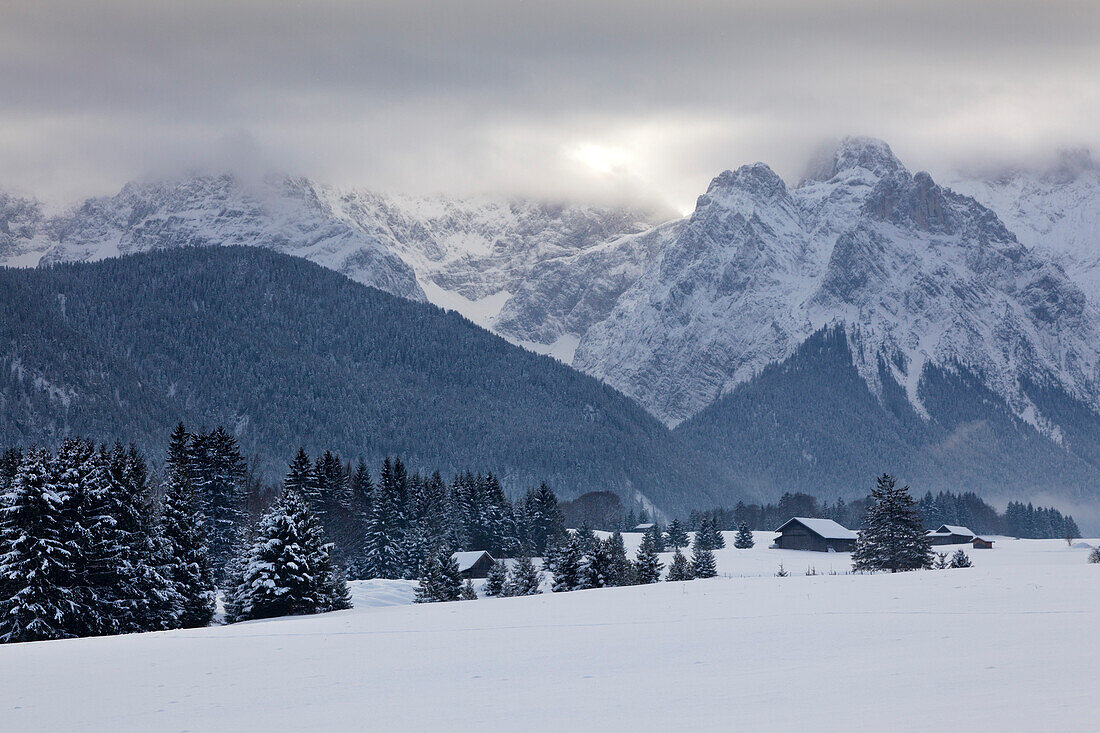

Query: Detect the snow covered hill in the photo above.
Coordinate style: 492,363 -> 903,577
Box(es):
3,537 -> 1096,732
574,138 -> 1100,434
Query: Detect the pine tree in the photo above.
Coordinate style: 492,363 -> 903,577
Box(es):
604,531 -> 633,587
484,559 -> 509,597
364,459 -> 403,579
551,534 -> 583,592
709,520 -> 726,549
507,554 -> 543,596
690,533 -> 718,579
459,579 -> 478,600
694,517 -> 714,551
231,490 -> 349,621
934,552 -> 948,570
189,428 -> 247,579
733,521 -> 754,549
634,538 -> 662,584
526,483 -> 566,556
666,518 -> 689,550
852,474 -> 934,573
159,470 -> 216,628
284,448 -> 313,501
414,547 -> 462,603
0,448 -> 81,642
949,549 -> 972,568
666,547 -> 692,582
1088,548 -> 1100,564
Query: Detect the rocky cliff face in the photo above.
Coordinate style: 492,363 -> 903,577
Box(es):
574,138 -> 1100,433
944,149 -> 1100,302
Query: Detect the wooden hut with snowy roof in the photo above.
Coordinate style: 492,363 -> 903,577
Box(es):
452,551 -> 496,579
925,525 -> 977,546
772,518 -> 858,553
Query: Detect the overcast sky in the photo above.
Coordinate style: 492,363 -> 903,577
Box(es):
2,0 -> 1098,212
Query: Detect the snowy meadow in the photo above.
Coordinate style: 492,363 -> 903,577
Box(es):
2,534 -> 1097,732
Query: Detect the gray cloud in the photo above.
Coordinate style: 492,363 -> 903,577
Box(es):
2,0 -> 1098,210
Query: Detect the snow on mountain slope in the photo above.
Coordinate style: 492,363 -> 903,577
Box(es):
3,543 -> 1097,732
574,138 -> 1100,428
494,219 -> 684,354
0,177 -> 657,337
944,149 -> 1100,299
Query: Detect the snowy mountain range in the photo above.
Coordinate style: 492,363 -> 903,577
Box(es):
575,138 -> 1100,434
4,137 -> 1100,508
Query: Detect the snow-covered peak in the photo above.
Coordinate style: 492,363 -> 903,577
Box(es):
803,136 -> 907,184
575,140 -> 1100,429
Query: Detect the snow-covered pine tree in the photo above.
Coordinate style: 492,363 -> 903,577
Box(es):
694,516 -> 714,551
159,469 -> 215,628
666,518 -> 689,550
690,535 -> 718,579
507,554 -> 543,596
852,474 -> 934,573
484,559 -> 509,597
0,447 -> 82,642
525,483 -> 566,556
284,448 -> 313,502
189,428 -> 247,580
577,536 -> 609,590
733,521 -> 754,549
666,547 -> 692,582
634,538 -> 662,584
1088,548 -> 1100,564
231,490 -> 349,621
414,547 -> 462,603
459,579 -> 478,600
604,531 -> 633,587
709,520 -> 726,549
934,552 -> 948,569
363,460 -> 403,579
949,549 -> 972,568
551,534 -> 582,592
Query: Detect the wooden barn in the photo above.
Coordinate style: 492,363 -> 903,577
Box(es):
772,517 -> 858,553
926,525 -> 977,546
452,551 -> 496,579
972,536 -> 994,549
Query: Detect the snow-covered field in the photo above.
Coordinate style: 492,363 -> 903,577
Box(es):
2,536 -> 1097,732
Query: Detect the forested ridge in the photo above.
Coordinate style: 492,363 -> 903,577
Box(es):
0,247 -> 719,515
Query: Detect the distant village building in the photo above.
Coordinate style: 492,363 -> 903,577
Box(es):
632,523 -> 656,532
452,551 -> 496,579
971,536 -> 994,550
772,518 -> 858,553
926,525 -> 977,546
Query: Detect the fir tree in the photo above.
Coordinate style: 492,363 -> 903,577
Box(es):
459,579 -> 478,600
231,490 -> 350,621
709,520 -> 726,549
852,474 -> 933,573
690,535 -> 718,579
484,559 -> 509,597
733,521 -> 754,549
634,538 -> 662,584
364,458 -> 403,579
604,531 -> 633,587
0,448 -> 81,642
506,554 -> 542,596
949,549 -> 972,568
284,448 -> 314,502
934,552 -> 948,570
666,518 -> 689,550
414,547 -> 462,603
694,517 -> 714,551
1088,548 -> 1100,564
159,470 -> 216,628
551,534 -> 583,592
666,547 -> 692,582
525,483 -> 566,555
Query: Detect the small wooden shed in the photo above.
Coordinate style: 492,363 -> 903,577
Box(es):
452,551 -> 496,579
926,525 -> 977,546
772,517 -> 858,553
971,536 -> 994,549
